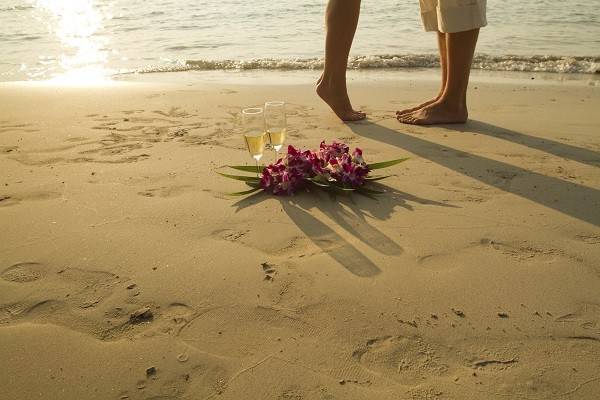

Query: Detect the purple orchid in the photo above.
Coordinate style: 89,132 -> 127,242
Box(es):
260,142 -> 371,195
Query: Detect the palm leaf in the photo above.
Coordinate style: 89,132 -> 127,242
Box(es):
227,165 -> 264,173
365,175 -> 393,182
216,171 -> 261,182
308,178 -> 355,193
307,177 -> 331,188
330,183 -> 357,192
367,158 -> 409,170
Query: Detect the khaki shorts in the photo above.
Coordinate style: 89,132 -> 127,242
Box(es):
420,0 -> 487,33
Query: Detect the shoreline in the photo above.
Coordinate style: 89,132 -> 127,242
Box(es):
3,53 -> 599,82
2,67 -> 599,90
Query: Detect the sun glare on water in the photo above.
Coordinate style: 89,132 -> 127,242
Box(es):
36,0 -> 112,85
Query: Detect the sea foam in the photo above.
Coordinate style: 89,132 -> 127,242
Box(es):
131,54 -> 599,75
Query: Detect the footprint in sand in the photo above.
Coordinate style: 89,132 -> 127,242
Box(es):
0,263 -> 121,325
0,300 -> 64,324
212,229 -> 307,257
481,238 -> 568,262
58,268 -> 121,309
352,336 -> 451,385
0,263 -> 198,340
154,303 -> 198,336
1,262 -> 48,283
20,299 -> 64,318
137,185 -> 192,198
102,302 -> 198,340
419,238 -> 570,270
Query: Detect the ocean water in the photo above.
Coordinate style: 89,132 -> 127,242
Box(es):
0,0 -> 599,82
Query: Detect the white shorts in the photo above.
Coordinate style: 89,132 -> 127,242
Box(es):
420,0 -> 487,33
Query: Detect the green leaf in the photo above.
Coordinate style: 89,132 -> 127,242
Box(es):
307,178 -> 355,193
365,175 -> 393,182
227,187 -> 262,197
367,158 -> 409,170
216,171 -> 261,182
227,165 -> 264,173
329,183 -> 356,192
307,177 -> 331,188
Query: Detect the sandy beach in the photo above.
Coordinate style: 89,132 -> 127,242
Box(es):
1,71 -> 599,400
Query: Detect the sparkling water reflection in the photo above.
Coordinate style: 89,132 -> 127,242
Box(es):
35,0 -> 110,83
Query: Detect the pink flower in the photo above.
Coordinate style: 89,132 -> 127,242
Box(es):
260,145 -> 312,195
259,142 -> 370,195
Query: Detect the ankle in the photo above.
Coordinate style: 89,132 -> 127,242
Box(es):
436,97 -> 467,112
319,72 -> 346,89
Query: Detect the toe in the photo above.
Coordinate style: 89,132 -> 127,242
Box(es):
342,112 -> 363,122
399,115 -> 417,125
397,113 -> 413,123
353,111 -> 367,121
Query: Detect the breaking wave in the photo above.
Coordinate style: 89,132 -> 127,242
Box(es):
129,54 -> 599,75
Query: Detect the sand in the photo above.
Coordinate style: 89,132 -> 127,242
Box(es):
1,71 -> 599,400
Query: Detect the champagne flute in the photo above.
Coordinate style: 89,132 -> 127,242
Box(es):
264,101 -> 286,160
242,107 -> 266,177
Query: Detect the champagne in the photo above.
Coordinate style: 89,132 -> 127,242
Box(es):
268,128 -> 286,151
244,132 -> 266,161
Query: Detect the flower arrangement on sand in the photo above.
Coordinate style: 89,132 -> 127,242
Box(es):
219,141 -> 408,197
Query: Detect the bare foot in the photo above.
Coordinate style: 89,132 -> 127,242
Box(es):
316,79 -> 366,122
397,101 -> 468,125
395,96 -> 441,117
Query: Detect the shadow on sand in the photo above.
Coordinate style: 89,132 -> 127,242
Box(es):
233,185 -> 455,277
465,120 -> 600,168
347,120 -> 600,227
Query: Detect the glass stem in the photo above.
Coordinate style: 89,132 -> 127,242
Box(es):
255,159 -> 259,179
